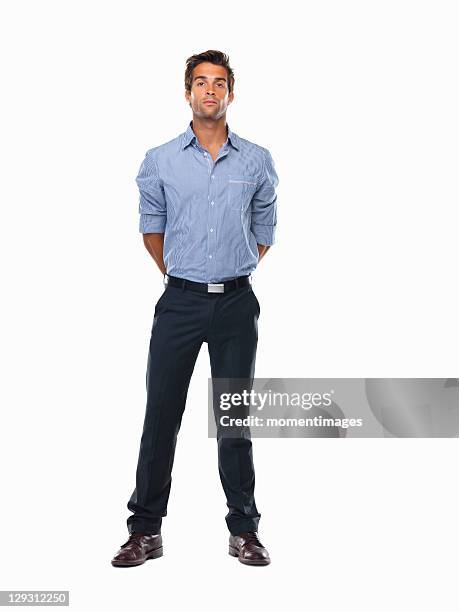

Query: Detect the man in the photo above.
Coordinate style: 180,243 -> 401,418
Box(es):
111,50 -> 278,567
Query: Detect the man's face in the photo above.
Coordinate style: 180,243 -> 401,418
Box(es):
185,61 -> 233,119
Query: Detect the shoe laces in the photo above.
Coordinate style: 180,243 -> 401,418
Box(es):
241,532 -> 263,547
120,533 -> 146,549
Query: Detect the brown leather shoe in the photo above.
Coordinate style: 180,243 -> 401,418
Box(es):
229,531 -> 271,566
111,532 -> 163,567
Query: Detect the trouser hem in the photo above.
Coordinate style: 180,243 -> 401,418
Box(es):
127,521 -> 162,536
227,517 -> 261,536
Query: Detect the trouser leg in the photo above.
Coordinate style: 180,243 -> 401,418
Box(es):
207,284 -> 262,536
127,286 -> 204,534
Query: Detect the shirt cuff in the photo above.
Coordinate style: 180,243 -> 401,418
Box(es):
139,213 -> 167,233
251,223 -> 276,246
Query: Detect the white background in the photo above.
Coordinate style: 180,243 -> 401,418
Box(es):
1,0 -> 458,610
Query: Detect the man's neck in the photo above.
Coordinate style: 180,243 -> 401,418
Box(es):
191,117 -> 228,150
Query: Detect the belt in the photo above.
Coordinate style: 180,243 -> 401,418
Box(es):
164,274 -> 252,293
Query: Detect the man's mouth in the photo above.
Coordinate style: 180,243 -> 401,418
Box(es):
203,100 -> 217,105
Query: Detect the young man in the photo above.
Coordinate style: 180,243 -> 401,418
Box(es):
111,50 -> 278,567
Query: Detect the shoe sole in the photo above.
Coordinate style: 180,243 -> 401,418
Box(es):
111,546 -> 164,567
228,545 -> 271,566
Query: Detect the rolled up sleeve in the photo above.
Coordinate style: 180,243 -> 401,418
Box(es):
250,148 -> 279,246
136,152 -> 167,233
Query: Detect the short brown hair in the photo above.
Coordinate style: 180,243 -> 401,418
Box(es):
185,50 -> 235,95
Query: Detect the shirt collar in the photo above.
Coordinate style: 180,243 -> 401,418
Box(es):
181,120 -> 240,151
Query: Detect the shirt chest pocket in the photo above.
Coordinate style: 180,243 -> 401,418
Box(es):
227,175 -> 258,211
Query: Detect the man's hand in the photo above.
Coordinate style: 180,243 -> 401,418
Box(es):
143,233 -> 166,275
257,243 -> 271,262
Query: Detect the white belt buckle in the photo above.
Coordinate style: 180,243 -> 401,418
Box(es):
207,283 -> 224,293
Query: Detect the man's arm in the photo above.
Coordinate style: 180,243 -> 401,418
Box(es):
136,151 -> 168,275
143,233 -> 166,275
250,148 -> 279,260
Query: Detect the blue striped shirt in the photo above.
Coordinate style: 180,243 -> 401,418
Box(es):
136,121 -> 279,283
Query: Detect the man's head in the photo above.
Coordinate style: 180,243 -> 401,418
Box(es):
184,50 -> 235,120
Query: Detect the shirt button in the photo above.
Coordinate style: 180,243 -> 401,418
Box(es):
211,201 -> 214,205
211,175 -> 215,179
204,152 -> 207,157
209,254 -> 213,259
210,228 -> 213,232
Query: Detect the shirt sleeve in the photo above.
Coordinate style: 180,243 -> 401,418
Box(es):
136,152 -> 167,233
250,148 -> 279,246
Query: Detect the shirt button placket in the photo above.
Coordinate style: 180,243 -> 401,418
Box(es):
205,152 -> 215,276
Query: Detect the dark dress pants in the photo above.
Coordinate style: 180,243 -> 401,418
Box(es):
126,280 -> 261,536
